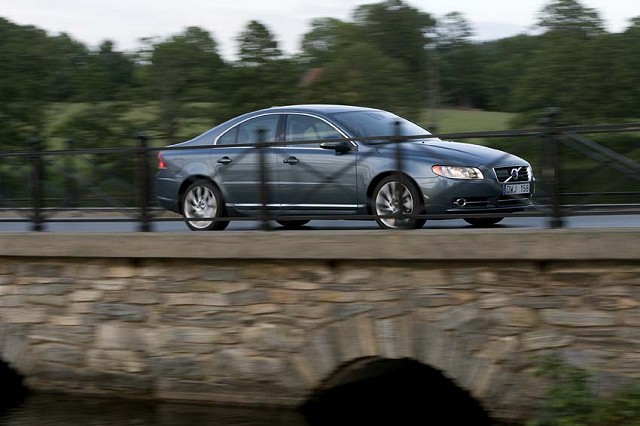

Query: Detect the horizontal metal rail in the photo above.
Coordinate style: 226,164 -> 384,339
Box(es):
0,110 -> 638,231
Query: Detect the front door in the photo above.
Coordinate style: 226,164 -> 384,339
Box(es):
275,114 -> 359,215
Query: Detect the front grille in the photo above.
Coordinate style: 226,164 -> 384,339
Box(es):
494,166 -> 530,183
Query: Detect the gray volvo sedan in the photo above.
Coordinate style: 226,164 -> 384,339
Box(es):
155,104 -> 534,230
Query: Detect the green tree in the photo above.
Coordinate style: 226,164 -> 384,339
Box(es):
436,12 -> 485,109
237,20 -> 282,66
353,0 -> 435,82
150,27 -> 225,141
300,18 -> 421,119
510,0 -> 612,123
475,35 -> 538,113
537,0 -> 605,37
47,33 -> 90,102
221,20 -> 298,120
0,18 -> 60,147
82,40 -> 136,102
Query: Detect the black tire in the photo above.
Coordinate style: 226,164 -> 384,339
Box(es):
463,217 -> 504,227
182,180 -> 229,231
276,220 -> 310,229
372,176 -> 426,229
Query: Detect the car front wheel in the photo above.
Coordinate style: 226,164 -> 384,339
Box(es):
372,176 -> 426,229
182,180 -> 229,231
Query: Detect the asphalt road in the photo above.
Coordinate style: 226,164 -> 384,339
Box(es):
0,215 -> 638,233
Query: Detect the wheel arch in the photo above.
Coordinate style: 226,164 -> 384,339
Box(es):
178,175 -> 223,214
365,171 -> 424,215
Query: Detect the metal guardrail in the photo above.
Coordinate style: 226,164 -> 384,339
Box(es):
1,108 -> 639,231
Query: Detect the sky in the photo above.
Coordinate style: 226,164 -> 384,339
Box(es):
1,0 -> 638,60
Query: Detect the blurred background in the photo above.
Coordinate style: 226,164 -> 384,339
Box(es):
1,0 -> 638,150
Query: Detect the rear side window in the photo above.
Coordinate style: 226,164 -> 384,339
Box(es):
237,115 -> 280,144
215,115 -> 281,146
217,127 -> 238,145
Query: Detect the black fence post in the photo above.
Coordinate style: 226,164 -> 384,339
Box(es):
539,107 -> 564,228
257,128 -> 271,231
393,120 -> 406,224
64,139 -> 78,208
29,137 -> 44,232
136,132 -> 152,232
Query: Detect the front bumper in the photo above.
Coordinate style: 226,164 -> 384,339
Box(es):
417,177 -> 535,216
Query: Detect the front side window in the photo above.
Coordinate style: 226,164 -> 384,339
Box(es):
286,115 -> 343,147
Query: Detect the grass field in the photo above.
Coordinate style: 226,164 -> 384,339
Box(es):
421,108 -> 516,134
41,103 -> 518,146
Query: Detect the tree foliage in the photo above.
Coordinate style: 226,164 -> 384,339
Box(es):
1,0 -> 639,149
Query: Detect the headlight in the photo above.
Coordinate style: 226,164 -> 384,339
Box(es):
432,165 -> 484,180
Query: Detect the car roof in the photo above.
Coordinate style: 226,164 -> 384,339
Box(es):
256,104 -> 382,115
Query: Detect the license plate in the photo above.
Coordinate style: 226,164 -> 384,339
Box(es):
504,183 -> 530,195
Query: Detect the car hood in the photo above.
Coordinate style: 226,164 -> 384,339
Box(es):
403,140 -> 528,167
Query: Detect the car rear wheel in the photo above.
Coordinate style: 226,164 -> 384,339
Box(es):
276,220 -> 310,229
463,217 -> 504,227
372,176 -> 426,229
182,180 -> 229,231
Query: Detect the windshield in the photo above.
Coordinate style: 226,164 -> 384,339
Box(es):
329,110 -> 437,142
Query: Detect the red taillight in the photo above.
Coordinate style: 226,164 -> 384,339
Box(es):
157,152 -> 166,169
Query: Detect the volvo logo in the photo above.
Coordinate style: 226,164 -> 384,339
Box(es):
510,168 -> 521,180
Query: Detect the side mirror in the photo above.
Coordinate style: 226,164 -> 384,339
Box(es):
320,141 -> 352,153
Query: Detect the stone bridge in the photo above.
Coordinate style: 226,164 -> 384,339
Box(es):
0,229 -> 639,423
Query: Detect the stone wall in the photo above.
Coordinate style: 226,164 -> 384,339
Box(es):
1,244 -> 639,422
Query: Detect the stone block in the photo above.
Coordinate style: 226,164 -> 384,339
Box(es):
97,322 -> 149,351
540,309 -> 616,327
227,289 -> 270,306
0,294 -> 24,307
375,316 -> 412,359
70,289 -> 103,302
92,279 -> 129,291
201,269 -> 239,282
150,356 -> 204,380
87,349 -> 145,373
127,291 -> 160,305
282,281 -> 321,291
27,295 -> 66,307
28,324 -> 93,345
94,303 -> 148,322
521,329 -> 573,351
490,306 -> 539,328
1,307 -> 47,323
106,265 -> 137,278
242,303 -> 281,315
438,304 -> 481,330
333,315 -> 378,362
37,343 -> 85,366
25,283 -> 75,296
315,290 -> 357,303
241,323 -> 301,352
163,293 -> 228,306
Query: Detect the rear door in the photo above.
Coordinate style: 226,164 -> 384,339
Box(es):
214,114 -> 282,213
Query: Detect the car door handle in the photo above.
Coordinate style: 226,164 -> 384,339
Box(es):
217,157 -> 233,165
283,156 -> 299,165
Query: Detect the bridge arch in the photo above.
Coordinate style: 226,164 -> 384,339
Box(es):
0,322 -> 33,408
287,311 -> 532,423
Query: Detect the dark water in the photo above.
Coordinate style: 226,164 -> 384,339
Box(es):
0,393 -> 308,426
0,358 -> 497,425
